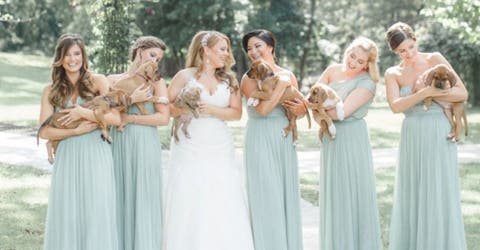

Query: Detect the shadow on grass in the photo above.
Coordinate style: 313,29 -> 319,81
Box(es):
300,163 -> 480,249
0,163 -> 49,249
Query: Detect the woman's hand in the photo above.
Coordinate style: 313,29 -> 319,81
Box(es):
325,105 -> 338,119
283,98 -> 306,116
58,105 -> 88,126
74,121 -> 98,135
418,85 -> 449,99
199,102 -> 215,115
130,84 -> 153,104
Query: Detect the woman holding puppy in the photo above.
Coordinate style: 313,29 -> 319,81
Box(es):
39,33 -> 120,249
163,30 -> 254,250
107,36 -> 170,250
315,37 -> 382,250
385,22 -> 467,250
241,29 -> 305,250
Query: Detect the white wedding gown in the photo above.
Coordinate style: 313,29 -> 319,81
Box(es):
163,79 -> 254,250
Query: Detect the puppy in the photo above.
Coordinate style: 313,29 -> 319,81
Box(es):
246,60 -> 311,144
171,86 -> 202,143
37,89 -> 130,164
414,64 -> 468,141
112,59 -> 163,115
306,83 -> 344,141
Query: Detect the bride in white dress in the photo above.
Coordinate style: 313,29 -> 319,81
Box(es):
163,30 -> 254,250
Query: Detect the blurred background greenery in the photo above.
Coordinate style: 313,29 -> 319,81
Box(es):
1,0 -> 480,106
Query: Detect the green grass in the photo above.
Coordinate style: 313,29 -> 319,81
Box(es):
300,163 -> 480,249
0,51 -> 479,148
0,162 -> 49,250
0,52 -> 50,106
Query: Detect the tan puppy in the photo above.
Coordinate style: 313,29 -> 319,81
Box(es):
112,59 -> 163,115
414,64 -> 468,141
306,83 -> 344,141
246,60 -> 311,144
37,89 -> 130,164
171,86 -> 202,143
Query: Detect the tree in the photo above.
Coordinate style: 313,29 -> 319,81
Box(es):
87,0 -> 130,74
133,0 -> 244,78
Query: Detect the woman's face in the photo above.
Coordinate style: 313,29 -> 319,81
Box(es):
62,44 -> 83,74
137,47 -> 164,64
344,46 -> 369,74
205,38 -> 229,68
394,38 -> 418,61
246,36 -> 274,62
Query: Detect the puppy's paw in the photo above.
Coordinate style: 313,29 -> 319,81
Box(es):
328,124 -> 336,136
336,102 -> 345,121
292,140 -> 298,147
247,97 -> 259,107
423,105 -> 428,111
48,157 -> 54,165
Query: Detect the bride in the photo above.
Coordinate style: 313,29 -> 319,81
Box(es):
163,30 -> 254,250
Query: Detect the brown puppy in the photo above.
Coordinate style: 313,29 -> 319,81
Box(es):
171,86 -> 202,143
112,59 -> 162,115
37,89 -> 130,164
246,60 -> 311,144
306,83 -> 344,141
414,64 -> 468,141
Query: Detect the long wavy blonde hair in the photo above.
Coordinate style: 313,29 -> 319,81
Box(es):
49,33 -> 95,108
344,37 -> 380,83
185,30 -> 238,93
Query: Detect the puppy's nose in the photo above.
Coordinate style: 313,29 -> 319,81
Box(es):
435,81 -> 444,89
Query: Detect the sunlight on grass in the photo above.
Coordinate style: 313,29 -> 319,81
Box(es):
300,163 -> 480,249
0,163 -> 49,250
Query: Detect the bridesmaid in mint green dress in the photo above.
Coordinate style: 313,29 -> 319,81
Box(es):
39,34 -> 120,250
385,22 -> 467,250
241,29 -> 305,250
316,37 -> 382,250
108,36 -> 170,250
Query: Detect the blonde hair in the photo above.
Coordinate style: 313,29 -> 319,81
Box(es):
344,37 -> 380,83
185,30 -> 238,93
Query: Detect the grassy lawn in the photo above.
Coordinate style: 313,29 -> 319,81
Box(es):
0,162 -> 49,250
1,51 -> 479,149
300,163 -> 480,249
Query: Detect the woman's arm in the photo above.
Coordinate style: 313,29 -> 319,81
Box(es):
385,67 -> 448,113
167,70 -> 190,118
241,74 -> 289,116
58,74 -> 121,126
430,52 -> 468,103
122,78 -> 170,126
199,88 -> 242,121
282,72 -> 307,116
38,86 -> 97,140
327,88 -> 373,119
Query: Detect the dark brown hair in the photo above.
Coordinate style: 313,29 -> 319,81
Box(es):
129,36 -> 166,62
385,22 -> 416,51
242,29 -> 277,57
49,33 -> 95,108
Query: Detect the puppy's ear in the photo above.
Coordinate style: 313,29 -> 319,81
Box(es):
424,68 -> 436,86
447,70 -> 457,87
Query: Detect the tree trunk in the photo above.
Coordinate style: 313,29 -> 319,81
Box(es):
298,0 -> 317,89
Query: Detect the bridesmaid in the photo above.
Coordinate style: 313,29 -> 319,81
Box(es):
315,37 -> 382,250
39,33 -> 120,249
108,36 -> 170,250
241,29 -> 305,250
385,22 -> 467,250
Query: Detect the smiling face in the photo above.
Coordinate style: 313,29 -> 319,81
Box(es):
344,46 -> 369,74
205,38 -> 230,68
246,36 -> 274,62
62,44 -> 83,74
